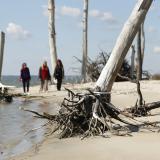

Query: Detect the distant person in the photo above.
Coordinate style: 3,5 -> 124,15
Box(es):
20,63 -> 31,95
39,61 -> 51,92
54,59 -> 64,91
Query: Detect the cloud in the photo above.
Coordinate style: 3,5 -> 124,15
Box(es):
60,6 -> 81,17
89,9 -> 117,24
89,9 -> 101,18
6,23 -> 31,40
101,12 -> 117,23
153,46 -> 160,54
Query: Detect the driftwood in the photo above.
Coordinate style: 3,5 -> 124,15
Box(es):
125,101 -> 160,117
23,88 -> 160,139
75,52 -> 133,82
0,88 -> 12,102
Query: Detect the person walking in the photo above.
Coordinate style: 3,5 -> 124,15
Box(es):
20,63 -> 31,95
39,61 -> 51,92
54,59 -> 64,91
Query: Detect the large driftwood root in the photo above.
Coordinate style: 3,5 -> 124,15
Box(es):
23,88 -> 142,139
23,88 -> 160,138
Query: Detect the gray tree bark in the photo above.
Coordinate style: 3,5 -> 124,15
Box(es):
82,0 -> 89,82
141,21 -> 145,64
0,31 -> 5,81
131,45 -> 135,79
136,29 -> 142,80
95,0 -> 153,92
48,0 -> 57,73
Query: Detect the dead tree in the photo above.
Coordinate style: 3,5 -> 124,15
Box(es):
141,21 -> 145,65
95,0 -> 153,92
0,31 -> 5,81
48,0 -> 57,73
24,0 -> 160,139
82,0 -> 89,83
130,45 -> 136,79
136,29 -> 143,80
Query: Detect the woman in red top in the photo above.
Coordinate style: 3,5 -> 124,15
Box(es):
39,61 -> 51,92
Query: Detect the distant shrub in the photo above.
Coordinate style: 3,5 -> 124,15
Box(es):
151,74 -> 160,80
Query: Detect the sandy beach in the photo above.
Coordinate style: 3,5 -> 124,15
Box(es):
8,80 -> 160,160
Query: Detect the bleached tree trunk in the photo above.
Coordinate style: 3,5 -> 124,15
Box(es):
48,0 -> 57,73
0,32 -> 5,81
131,45 -> 135,79
95,0 -> 153,92
82,0 -> 89,82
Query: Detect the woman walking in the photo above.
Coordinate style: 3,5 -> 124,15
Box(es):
39,61 -> 51,92
20,63 -> 31,95
54,59 -> 64,91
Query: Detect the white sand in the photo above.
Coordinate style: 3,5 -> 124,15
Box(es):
9,80 -> 160,160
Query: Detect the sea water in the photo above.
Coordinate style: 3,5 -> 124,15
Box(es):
0,75 -> 81,160
0,97 -> 61,160
1,75 -> 82,87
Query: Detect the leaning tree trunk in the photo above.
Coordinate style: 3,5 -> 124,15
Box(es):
0,31 -> 5,81
48,0 -> 57,73
82,0 -> 89,83
95,0 -> 153,92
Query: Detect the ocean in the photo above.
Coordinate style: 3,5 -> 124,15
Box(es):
1,75 -> 82,87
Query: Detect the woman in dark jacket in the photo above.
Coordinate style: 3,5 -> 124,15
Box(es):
20,63 -> 31,94
54,59 -> 64,91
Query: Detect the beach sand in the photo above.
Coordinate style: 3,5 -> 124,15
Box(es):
9,80 -> 160,160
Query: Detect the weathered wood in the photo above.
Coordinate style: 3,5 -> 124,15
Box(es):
95,0 -> 153,92
141,21 -> 145,64
136,29 -> 142,80
125,101 -> 160,117
48,0 -> 57,73
130,45 -> 135,79
82,0 -> 89,82
0,31 -> 5,81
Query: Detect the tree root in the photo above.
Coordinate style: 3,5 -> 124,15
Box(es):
23,88 -> 160,139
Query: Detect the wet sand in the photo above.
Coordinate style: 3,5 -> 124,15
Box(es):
8,80 -> 160,160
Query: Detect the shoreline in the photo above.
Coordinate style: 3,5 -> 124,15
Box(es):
8,80 -> 160,160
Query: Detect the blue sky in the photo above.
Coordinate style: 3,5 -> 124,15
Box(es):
0,0 -> 160,75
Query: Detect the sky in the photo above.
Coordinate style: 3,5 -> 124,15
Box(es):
0,0 -> 160,76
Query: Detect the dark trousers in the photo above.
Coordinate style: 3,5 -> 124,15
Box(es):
22,79 -> 30,93
57,79 -> 62,90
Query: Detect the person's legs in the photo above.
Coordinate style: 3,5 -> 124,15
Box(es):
40,80 -> 44,91
44,80 -> 48,91
57,79 -> 62,90
26,80 -> 30,92
22,80 -> 26,93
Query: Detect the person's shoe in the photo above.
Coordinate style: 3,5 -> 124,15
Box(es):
23,92 -> 27,96
27,92 -> 30,95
